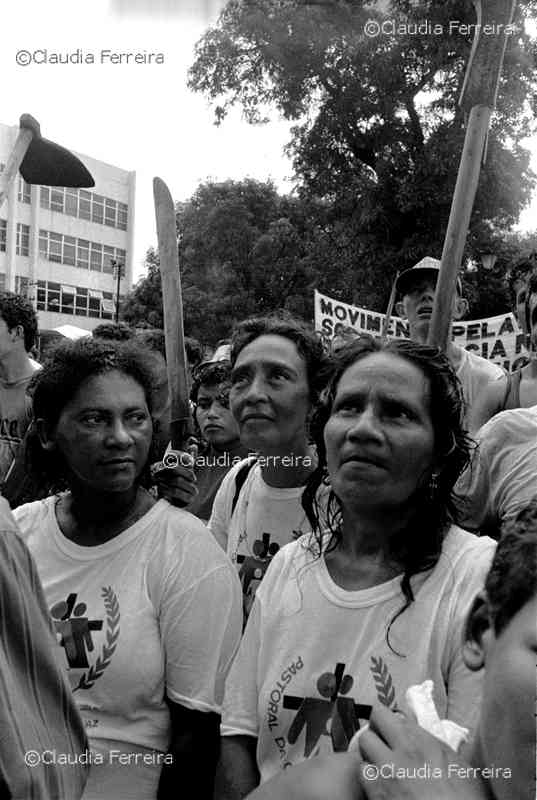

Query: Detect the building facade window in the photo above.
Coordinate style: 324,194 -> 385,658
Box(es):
37,279 -> 114,320
16,223 -> 30,256
39,228 -> 125,273
17,177 -> 31,204
40,186 -> 128,230
0,219 -> 6,253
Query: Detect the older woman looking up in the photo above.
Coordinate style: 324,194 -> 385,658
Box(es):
14,338 -> 242,800
208,314 -> 330,612
217,337 -> 496,798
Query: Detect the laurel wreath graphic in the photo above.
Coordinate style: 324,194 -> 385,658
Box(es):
370,656 -> 397,709
73,587 -> 120,692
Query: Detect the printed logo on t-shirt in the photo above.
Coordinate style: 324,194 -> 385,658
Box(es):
237,533 -> 280,616
50,586 -> 120,692
284,663 -> 372,757
0,418 -> 22,443
265,657 -> 399,767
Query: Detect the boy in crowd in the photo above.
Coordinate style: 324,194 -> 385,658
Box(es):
395,257 -> 504,425
0,292 -> 42,505
187,360 -> 248,521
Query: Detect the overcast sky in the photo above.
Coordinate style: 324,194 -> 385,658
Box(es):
3,0 -> 536,284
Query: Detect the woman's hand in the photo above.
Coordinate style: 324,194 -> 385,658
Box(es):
358,706 -> 487,800
151,439 -> 198,507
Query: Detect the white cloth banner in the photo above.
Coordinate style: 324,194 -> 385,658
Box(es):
101,299 -> 115,313
314,290 -> 528,372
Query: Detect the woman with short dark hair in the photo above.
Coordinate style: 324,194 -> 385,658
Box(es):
14,338 -> 242,800
207,312 -> 330,616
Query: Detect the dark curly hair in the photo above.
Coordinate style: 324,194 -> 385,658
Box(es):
26,338 -> 159,494
92,322 -> 135,341
190,360 -> 232,404
485,500 -> 537,635
302,335 -> 473,652
185,336 -> 203,368
230,311 -> 330,404
136,329 -> 166,359
0,292 -> 38,352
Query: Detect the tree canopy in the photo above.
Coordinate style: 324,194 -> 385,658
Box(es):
187,0 -> 537,308
123,179 -> 331,343
121,179 -> 537,345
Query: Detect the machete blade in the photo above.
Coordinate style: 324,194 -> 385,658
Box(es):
153,177 -> 192,450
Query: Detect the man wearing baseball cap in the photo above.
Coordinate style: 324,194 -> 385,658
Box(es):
394,257 -> 504,423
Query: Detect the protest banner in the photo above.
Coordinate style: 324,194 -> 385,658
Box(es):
314,290 -> 528,373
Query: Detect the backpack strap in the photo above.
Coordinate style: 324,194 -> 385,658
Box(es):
231,459 -> 257,516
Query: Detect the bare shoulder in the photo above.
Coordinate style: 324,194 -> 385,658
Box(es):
468,374 -> 508,434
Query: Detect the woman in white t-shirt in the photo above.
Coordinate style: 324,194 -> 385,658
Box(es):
217,336 -> 496,797
207,313 -> 330,615
14,338 -> 242,800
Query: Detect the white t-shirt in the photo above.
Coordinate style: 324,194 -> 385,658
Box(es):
14,497 -> 242,800
454,346 -> 504,421
208,457 -> 328,609
221,526 -> 495,785
455,405 -> 537,535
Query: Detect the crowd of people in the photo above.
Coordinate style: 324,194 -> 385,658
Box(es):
0,253 -> 535,800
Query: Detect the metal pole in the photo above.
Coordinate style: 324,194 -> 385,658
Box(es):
112,260 -> 123,323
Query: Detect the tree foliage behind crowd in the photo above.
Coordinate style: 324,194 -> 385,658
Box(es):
123,0 -> 537,344
123,180 -> 331,343
187,0 -> 537,307
122,179 -> 537,346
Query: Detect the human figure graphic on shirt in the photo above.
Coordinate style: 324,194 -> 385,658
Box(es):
238,534 -> 280,595
286,664 -> 364,757
50,593 -> 103,669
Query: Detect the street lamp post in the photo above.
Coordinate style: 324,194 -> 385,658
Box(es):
111,259 -> 125,323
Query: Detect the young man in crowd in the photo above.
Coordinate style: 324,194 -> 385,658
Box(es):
454,260 -> 537,536
395,257 -> 504,425
246,500 -> 536,800
0,292 -> 42,505
467,256 -> 537,432
454,400 -> 537,537
187,360 -> 248,521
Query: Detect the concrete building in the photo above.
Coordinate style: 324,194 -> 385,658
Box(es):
0,121 -> 135,332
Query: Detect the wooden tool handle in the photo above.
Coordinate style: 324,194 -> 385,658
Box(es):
460,0 -> 517,112
428,0 -> 517,353
427,106 -> 492,351
0,128 -> 34,207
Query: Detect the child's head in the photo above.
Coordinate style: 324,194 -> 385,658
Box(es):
463,500 -> 537,800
